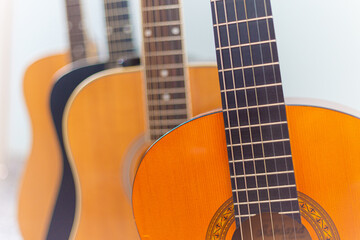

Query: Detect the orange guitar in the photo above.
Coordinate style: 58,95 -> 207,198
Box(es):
132,0 -> 360,239
62,0 -> 221,239
17,1 -> 92,239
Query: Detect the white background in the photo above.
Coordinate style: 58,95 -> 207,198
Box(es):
0,0 -> 360,238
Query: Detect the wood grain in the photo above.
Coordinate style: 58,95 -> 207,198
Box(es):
18,53 -> 69,240
133,106 -> 360,239
64,65 -> 221,239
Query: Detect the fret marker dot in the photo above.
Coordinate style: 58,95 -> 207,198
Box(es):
73,45 -> 84,57
160,70 -> 169,77
68,22 -> 73,30
78,22 -> 83,30
123,25 -> 132,34
171,27 -> 180,35
162,93 -> 171,101
144,29 -> 152,37
107,26 -> 113,35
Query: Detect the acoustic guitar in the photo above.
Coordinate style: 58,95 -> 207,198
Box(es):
132,0 -> 360,239
46,1 -> 139,239
18,1 -> 93,239
62,0 -> 221,239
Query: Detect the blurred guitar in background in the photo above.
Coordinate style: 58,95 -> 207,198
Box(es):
62,0 -> 221,239
18,0 -> 96,239
47,1 -> 139,239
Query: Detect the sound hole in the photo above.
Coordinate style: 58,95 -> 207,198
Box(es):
231,213 -> 311,240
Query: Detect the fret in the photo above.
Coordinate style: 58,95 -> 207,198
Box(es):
143,4 -> 179,11
230,171 -> 294,179
215,16 -> 272,27
145,56 -> 183,67
217,62 -> 279,72
143,20 -> 181,27
144,40 -> 183,53
106,20 -> 131,29
106,8 -> 129,16
143,9 -> 180,23
235,198 -> 298,205
216,39 -> 276,50
224,102 -> 284,111
143,0 -> 179,7
144,36 -> 182,43
106,14 -> 129,22
147,79 -> 185,93
105,1 -> 128,9
231,155 -> 292,163
220,83 -> 281,92
149,115 -> 187,121
148,98 -> 186,105
147,88 -> 186,95
228,138 -> 289,147
145,63 -> 183,70
146,50 -> 183,57
149,118 -> 186,126
235,211 -> 300,219
147,76 -> 185,83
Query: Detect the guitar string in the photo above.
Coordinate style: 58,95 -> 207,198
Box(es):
245,0 -> 281,238
234,0 -> 272,238
212,1 -> 245,239
261,0 -> 299,238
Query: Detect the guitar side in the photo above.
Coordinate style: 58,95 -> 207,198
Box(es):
132,105 -> 360,239
63,65 -> 221,239
18,53 -> 68,240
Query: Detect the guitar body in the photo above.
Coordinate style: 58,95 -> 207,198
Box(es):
47,62 -> 106,240
132,105 -> 360,239
18,53 -> 68,240
63,65 -> 221,239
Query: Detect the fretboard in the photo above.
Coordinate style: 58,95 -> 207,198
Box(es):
65,0 -> 87,62
104,0 -> 137,67
210,0 -> 300,227
141,0 -> 189,141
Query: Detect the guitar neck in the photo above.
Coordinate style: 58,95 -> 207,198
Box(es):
104,0 -> 136,67
141,0 -> 189,141
65,0 -> 88,62
210,0 -> 300,226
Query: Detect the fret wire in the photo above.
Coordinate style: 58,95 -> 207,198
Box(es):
215,15 -> 272,27
143,20 -> 181,27
143,4 -> 180,11
224,102 -> 285,111
147,76 -> 185,82
235,198 -> 298,205
221,83 -> 282,92
145,63 -> 183,70
235,211 -> 300,219
232,155 -> 292,163
216,39 -> 276,50
231,170 -> 294,179
218,62 -> 279,72
144,36 -> 183,43
228,139 -> 290,147
233,185 -> 296,192
147,88 -> 186,94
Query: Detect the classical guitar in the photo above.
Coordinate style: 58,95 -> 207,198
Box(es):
62,0 -> 221,239
18,1 -> 94,239
132,0 -> 360,239
46,1 -> 139,239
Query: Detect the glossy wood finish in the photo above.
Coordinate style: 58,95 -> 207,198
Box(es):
18,53 -> 68,240
64,65 -> 221,239
133,106 -> 360,239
